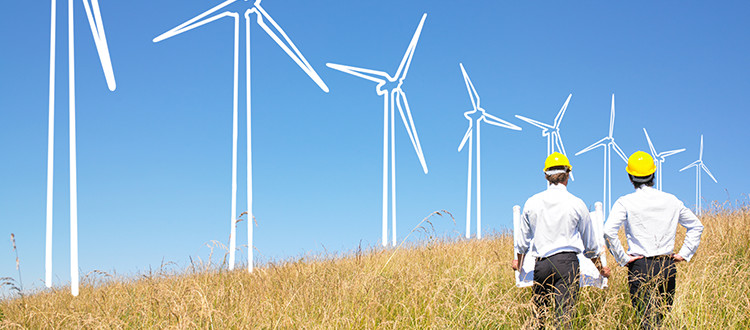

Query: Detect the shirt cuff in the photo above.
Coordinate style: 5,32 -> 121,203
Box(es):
582,249 -> 599,259
677,249 -> 694,262
616,253 -> 631,267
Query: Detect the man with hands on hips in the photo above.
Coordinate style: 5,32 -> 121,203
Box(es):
604,151 -> 704,329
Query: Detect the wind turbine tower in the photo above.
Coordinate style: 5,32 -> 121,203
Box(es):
45,0 -> 117,296
642,128 -> 685,191
153,0 -> 330,272
575,94 -> 627,219
515,94 -> 574,182
679,135 -> 717,215
326,14 -> 429,247
457,63 -> 521,239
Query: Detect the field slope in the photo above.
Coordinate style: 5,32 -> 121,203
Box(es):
2,209 -> 749,328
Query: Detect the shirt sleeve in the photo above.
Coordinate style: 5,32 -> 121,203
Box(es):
515,203 -> 533,255
676,202 -> 704,261
603,199 -> 631,266
577,201 -> 600,258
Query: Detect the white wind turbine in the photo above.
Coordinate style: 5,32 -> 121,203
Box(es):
679,135 -> 717,215
45,0 -> 117,296
457,63 -> 521,239
515,94 -> 575,182
153,0 -> 329,272
326,14 -> 429,247
642,128 -> 685,191
575,94 -> 627,220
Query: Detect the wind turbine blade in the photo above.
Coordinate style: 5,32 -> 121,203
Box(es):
609,94 -> 615,138
555,133 -> 575,179
701,163 -> 718,183
251,4 -> 329,92
153,0 -> 238,43
396,91 -> 428,173
515,115 -> 553,131
394,13 -> 427,81
553,94 -> 572,128
326,63 -> 389,85
660,148 -> 686,158
82,0 -> 116,91
575,137 -> 608,156
459,63 -> 480,110
394,92 -> 418,153
699,135 -> 704,161
611,141 -> 628,162
483,112 -> 521,131
679,160 -> 700,172
554,134 -> 569,157
458,123 -> 473,152
643,128 -> 657,158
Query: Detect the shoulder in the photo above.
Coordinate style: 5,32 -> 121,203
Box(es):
614,190 -> 639,206
658,189 -> 681,203
647,187 -> 685,207
564,191 -> 589,211
523,191 -> 546,210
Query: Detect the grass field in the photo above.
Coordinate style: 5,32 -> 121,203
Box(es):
1,207 -> 749,328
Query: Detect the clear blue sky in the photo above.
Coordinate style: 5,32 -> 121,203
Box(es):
1,1 -> 748,293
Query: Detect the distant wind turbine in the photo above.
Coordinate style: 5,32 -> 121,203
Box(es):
642,128 -> 685,191
575,94 -> 627,220
679,135 -> 717,215
45,0 -> 117,296
457,63 -> 520,239
515,94 -> 574,182
326,14 -> 429,247
153,0 -> 329,272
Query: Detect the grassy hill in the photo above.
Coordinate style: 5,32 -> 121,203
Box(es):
1,208 -> 749,328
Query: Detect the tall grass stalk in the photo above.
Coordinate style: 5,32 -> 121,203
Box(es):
9,234 -> 22,295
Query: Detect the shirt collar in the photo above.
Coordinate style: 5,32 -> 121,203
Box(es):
636,185 -> 654,192
547,183 -> 568,192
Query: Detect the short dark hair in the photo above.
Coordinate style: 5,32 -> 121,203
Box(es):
545,166 -> 570,185
629,174 -> 655,189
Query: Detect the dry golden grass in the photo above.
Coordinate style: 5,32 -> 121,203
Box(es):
1,207 -> 749,328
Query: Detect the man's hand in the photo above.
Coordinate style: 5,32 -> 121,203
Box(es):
591,257 -> 611,278
626,255 -> 644,265
672,254 -> 686,262
511,259 -> 519,271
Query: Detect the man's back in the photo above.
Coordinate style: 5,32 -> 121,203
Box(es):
605,186 -> 703,265
518,184 -> 598,259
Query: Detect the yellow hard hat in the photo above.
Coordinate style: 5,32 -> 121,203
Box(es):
626,151 -> 656,177
544,152 -> 571,171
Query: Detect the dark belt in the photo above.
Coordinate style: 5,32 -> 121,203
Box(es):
643,254 -> 673,260
536,251 -> 577,262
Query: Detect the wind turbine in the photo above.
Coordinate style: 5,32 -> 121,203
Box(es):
575,94 -> 627,220
45,0 -> 117,296
642,128 -> 685,191
679,135 -> 717,215
457,63 -> 520,239
515,94 -> 574,182
326,14 -> 429,247
153,0 -> 329,272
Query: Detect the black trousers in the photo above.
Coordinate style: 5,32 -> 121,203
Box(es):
533,252 -> 580,326
627,256 -> 677,329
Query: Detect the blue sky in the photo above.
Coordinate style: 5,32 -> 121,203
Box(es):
1,0 -> 748,293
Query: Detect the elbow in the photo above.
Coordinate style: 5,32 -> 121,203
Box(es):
515,244 -> 529,255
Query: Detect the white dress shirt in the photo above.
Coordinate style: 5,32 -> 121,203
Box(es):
515,184 -> 600,259
603,186 -> 704,266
